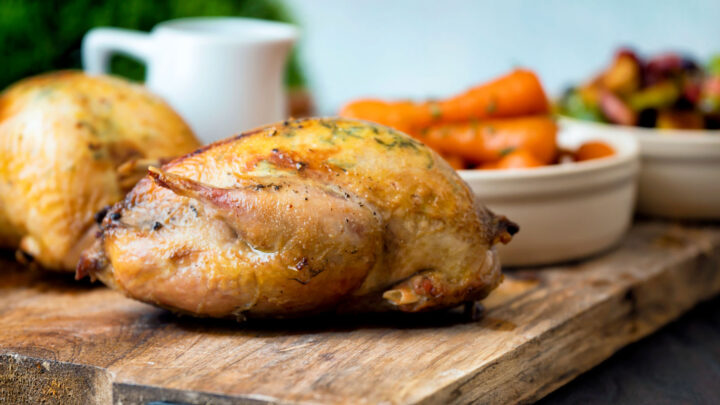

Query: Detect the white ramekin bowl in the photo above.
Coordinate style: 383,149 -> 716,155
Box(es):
459,123 -> 639,266
562,118 -> 720,219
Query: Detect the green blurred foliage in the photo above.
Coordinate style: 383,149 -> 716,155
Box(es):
0,0 -> 305,90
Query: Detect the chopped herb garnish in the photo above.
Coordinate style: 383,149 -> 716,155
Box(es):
319,120 -> 334,129
332,125 -> 364,140
486,98 -> 498,115
429,102 -> 442,120
499,146 -> 516,157
374,137 -> 390,146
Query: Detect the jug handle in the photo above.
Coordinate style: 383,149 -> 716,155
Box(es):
82,28 -> 151,75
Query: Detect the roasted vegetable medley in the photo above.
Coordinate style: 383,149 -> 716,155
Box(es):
557,49 -> 720,129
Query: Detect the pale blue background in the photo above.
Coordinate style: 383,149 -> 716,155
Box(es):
285,0 -> 720,114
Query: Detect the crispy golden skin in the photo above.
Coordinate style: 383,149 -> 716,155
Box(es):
0,71 -> 200,270
79,118 -> 516,319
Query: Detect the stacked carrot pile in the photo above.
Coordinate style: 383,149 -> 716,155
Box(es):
340,69 -> 613,169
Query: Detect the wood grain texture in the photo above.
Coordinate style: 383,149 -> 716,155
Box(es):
1,221 -> 719,405
540,294 -> 720,405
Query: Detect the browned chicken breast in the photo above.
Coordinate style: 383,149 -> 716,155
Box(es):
78,118 -> 516,319
0,71 -> 200,270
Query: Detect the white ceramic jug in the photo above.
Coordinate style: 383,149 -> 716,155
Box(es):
83,17 -> 298,144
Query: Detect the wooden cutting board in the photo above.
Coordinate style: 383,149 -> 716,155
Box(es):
1,220 -> 720,405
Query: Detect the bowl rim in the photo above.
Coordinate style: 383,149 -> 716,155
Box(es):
559,116 -> 720,144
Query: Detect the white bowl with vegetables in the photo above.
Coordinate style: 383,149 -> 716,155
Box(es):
557,50 -> 720,219
459,125 -> 639,267
561,119 -> 720,219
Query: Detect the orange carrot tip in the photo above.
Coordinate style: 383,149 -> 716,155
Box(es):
574,141 -> 615,162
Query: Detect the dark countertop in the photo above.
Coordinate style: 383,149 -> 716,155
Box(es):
540,295 -> 720,405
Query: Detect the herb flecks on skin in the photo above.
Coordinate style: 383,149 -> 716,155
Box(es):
326,158 -> 356,171
319,120 -> 335,130
33,87 -> 56,100
328,125 -> 364,144
371,126 -> 434,168
251,160 -> 280,176
374,131 -> 422,151
76,120 -> 99,136
335,126 -> 364,139
318,122 -> 366,145
252,183 -> 283,191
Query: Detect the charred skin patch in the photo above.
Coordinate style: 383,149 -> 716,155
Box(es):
290,256 -> 325,285
75,241 -> 107,281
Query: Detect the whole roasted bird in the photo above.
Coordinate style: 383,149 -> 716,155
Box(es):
78,118 -> 516,319
0,72 -> 200,270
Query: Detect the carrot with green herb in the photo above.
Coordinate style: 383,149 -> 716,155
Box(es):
339,99 -> 429,134
435,69 -> 550,122
339,69 -> 551,133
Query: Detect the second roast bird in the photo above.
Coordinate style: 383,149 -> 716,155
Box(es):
78,118 -> 517,319
0,72 -> 200,270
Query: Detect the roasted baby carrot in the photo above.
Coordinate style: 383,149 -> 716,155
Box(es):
339,99 -> 430,134
339,69 -> 551,133
480,149 -> 545,169
435,69 -> 550,123
574,141 -> 615,161
415,115 -> 558,164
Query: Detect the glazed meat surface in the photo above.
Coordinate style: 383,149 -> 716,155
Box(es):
79,118 -> 516,318
0,72 -> 200,270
